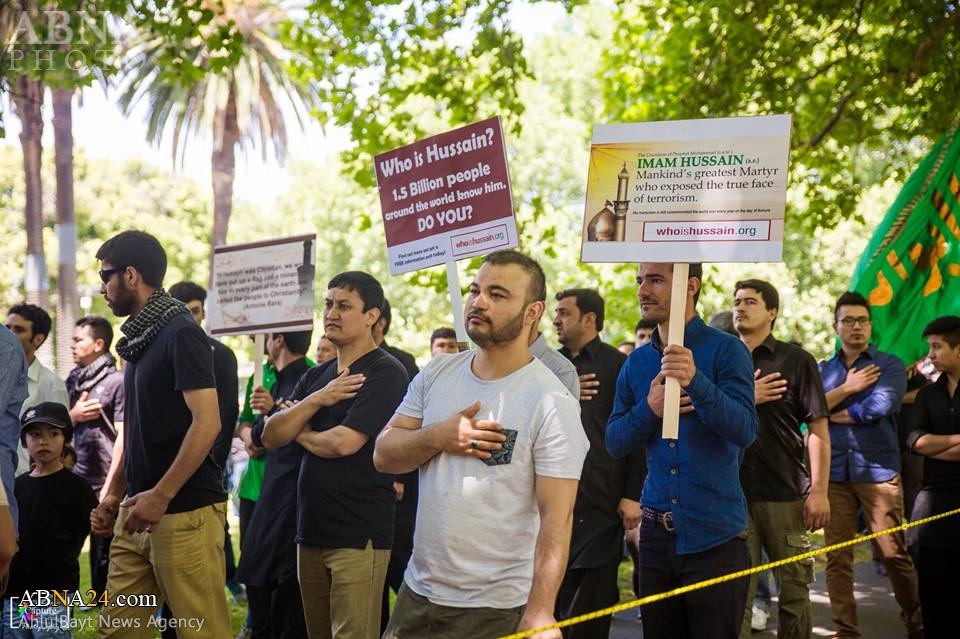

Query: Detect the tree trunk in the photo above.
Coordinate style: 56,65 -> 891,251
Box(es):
210,80 -> 239,289
11,75 -> 49,309
53,87 -> 77,378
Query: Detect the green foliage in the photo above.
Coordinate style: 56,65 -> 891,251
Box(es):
0,145 -> 211,318
115,1 -> 323,167
0,1 -> 126,95
602,1 -> 960,234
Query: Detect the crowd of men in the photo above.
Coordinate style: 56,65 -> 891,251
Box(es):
0,229 -> 958,639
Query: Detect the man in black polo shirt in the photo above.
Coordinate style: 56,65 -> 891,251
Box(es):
553,288 -> 642,638
90,230 -> 230,637
263,271 -> 408,639
733,279 -> 831,639
906,315 -> 960,638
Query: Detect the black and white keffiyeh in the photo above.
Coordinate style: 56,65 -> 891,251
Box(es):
115,289 -> 191,362
68,352 -> 117,394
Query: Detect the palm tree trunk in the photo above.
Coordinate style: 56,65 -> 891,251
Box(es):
210,81 -> 239,288
11,75 -> 49,309
53,87 -> 78,378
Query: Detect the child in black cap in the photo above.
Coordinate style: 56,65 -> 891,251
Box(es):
0,402 -> 97,635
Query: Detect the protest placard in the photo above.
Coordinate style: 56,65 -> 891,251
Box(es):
375,117 -> 518,276
582,115 -> 792,437
581,114 -> 791,263
207,234 -> 316,337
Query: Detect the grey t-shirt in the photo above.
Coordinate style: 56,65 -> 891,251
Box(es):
398,351 -> 588,608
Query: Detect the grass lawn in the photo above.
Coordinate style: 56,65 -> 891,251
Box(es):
71,525 -> 248,639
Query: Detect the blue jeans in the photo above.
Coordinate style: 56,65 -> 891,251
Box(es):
0,599 -> 73,639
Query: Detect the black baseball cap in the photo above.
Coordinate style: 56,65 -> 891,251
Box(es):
20,402 -> 73,445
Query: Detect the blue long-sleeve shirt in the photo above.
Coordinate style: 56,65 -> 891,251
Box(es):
0,326 -> 28,533
818,345 -> 905,482
606,316 -> 758,554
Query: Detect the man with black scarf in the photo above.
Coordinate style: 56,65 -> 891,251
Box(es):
89,230 -> 230,638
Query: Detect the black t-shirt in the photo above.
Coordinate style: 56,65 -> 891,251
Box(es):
907,375 -> 960,546
209,337 -> 239,472
740,336 -> 829,501
293,349 -> 408,549
5,468 -> 97,597
381,342 -> 419,381
123,314 -> 224,513
561,337 -> 641,568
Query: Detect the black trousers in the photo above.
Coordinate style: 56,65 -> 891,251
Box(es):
555,553 -> 622,639
917,545 -> 960,639
89,532 -> 112,594
248,576 -> 307,639
639,523 -> 750,639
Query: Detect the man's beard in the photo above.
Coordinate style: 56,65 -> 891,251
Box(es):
467,309 -> 526,347
110,280 -> 138,317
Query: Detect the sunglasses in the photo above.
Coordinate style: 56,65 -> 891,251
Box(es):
98,267 -> 122,283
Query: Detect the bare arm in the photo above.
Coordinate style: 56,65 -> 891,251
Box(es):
516,475 -> 579,639
295,426 -> 368,458
100,422 -> 125,502
928,443 -> 960,462
804,417 -> 831,531
373,401 -> 504,474
261,370 -> 364,449
120,387 -> 221,534
912,433 -> 960,458
91,424 -> 126,536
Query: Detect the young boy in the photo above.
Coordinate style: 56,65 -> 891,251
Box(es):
1,402 -> 97,637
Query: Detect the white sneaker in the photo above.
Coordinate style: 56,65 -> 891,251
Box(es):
750,605 -> 769,632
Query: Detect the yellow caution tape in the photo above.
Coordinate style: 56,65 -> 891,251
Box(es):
498,506 -> 960,639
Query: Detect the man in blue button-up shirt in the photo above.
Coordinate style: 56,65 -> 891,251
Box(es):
607,263 -> 758,639
818,291 -> 922,639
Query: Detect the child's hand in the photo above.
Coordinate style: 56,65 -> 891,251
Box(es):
91,496 -> 119,536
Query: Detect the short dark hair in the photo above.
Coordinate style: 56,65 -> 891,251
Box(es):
95,230 -> 167,287
555,288 -> 605,331
274,330 -> 313,356
8,303 -> 51,339
482,250 -> 546,304
379,299 -> 393,335
76,316 -> 114,351
922,315 -> 960,348
635,318 -> 657,332
689,263 -> 703,305
735,279 -> 780,312
708,310 -> 737,336
169,281 -> 207,304
327,271 -> 384,317
430,327 -> 456,344
834,291 -> 870,321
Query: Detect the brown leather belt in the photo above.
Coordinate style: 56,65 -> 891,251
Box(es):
641,506 -> 674,533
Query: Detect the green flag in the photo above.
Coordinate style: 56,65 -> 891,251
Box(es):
851,126 -> 960,366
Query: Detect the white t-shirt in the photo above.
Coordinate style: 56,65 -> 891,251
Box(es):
398,351 -> 588,608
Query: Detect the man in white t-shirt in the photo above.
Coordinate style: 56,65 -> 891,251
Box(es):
375,249 -> 588,639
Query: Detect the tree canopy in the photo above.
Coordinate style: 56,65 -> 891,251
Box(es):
603,1 -> 960,234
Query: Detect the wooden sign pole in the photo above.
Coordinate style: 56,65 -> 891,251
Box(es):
446,260 -> 470,351
661,262 -> 689,439
253,334 -> 265,391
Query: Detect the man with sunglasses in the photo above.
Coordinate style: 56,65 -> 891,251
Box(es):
90,231 -> 231,637
818,291 -> 922,639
